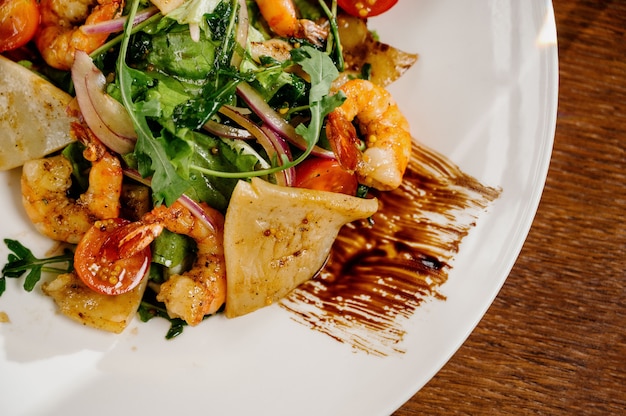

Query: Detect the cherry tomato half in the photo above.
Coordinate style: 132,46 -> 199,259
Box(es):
75,218 -> 151,296
295,157 -> 359,195
337,0 -> 399,18
0,0 -> 40,53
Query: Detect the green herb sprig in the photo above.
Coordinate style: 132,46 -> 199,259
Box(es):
138,301 -> 188,339
1,239 -> 74,296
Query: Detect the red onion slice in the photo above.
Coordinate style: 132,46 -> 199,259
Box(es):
220,105 -> 295,186
177,194 -> 220,233
80,6 -> 159,35
203,120 -> 254,140
72,51 -> 137,154
230,0 -> 249,68
123,169 -> 219,233
236,82 -> 335,159
123,168 -> 151,186
261,125 -> 295,186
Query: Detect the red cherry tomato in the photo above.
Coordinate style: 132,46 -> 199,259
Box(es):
337,0 -> 398,18
0,0 -> 40,53
295,157 -> 359,195
74,218 -> 151,296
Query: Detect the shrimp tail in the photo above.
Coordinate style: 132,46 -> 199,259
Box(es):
254,0 -> 328,46
297,19 -> 328,47
325,110 -> 362,173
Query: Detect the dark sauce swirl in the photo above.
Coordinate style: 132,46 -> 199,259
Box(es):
281,142 -> 501,356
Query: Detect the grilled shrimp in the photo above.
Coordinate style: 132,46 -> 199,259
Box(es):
254,0 -> 328,46
325,79 -> 412,191
120,201 -> 226,326
21,123 -> 123,244
35,0 -> 124,70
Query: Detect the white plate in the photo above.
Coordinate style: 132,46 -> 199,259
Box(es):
0,1 -> 557,414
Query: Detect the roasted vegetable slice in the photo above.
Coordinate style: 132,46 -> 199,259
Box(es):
0,55 -> 77,171
223,178 -> 378,318
336,14 -> 418,87
42,271 -> 148,333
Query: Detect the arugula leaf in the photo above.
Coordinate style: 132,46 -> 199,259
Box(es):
291,45 -> 344,148
292,46 -> 339,104
249,61 -> 307,104
1,239 -> 74,296
138,300 -> 187,340
117,0 -> 191,206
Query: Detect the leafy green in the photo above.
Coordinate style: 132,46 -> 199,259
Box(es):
206,0 -> 237,44
291,45 -> 345,150
152,229 -> 195,270
115,0 -> 249,206
117,0 -> 191,206
171,0 -> 243,130
294,0 -> 325,20
138,300 -> 188,339
166,0 -> 221,35
182,134 -> 258,209
317,0 -> 344,71
171,77 -> 240,130
147,28 -> 218,79
252,63 -> 304,103
61,142 -> 90,193
116,0 -> 345,204
1,239 -> 74,296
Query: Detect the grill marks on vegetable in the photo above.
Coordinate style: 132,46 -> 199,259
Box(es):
281,142 -> 501,356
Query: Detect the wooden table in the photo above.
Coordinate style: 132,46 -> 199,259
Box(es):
394,1 -> 625,414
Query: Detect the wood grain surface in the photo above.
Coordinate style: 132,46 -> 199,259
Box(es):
394,1 -> 626,414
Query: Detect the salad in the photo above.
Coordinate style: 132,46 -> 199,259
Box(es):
0,0 -> 420,337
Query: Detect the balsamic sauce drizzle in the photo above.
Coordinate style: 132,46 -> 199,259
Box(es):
281,142 -> 501,356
